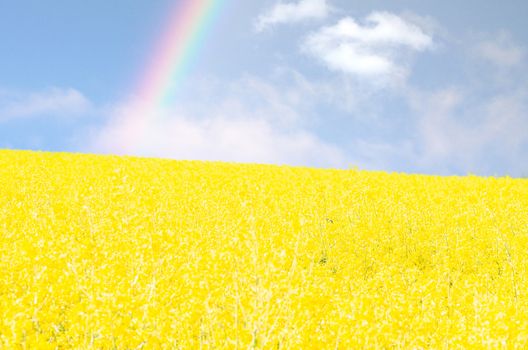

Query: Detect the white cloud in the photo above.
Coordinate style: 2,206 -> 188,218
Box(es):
0,87 -> 91,121
474,31 -> 525,67
221,74 -> 314,127
255,0 -> 329,32
348,139 -> 416,172
302,12 -> 433,83
91,75 -> 347,168
408,87 -> 528,175
93,105 -> 346,168
410,88 -> 464,160
399,11 -> 446,41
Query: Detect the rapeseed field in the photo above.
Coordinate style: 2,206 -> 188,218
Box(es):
0,149 -> 527,349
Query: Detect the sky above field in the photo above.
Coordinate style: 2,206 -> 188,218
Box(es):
0,0 -> 527,176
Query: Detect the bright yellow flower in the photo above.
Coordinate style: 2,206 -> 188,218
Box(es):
0,150 -> 527,348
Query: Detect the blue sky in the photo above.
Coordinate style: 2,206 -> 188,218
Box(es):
1,0 -> 527,176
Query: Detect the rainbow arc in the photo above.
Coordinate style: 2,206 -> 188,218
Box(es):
124,0 -> 224,150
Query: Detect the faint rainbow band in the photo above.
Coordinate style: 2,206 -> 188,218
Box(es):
122,0 -> 225,151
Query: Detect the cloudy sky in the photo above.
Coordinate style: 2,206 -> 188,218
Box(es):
1,0 -> 527,176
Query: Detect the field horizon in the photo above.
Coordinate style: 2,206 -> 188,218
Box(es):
2,149 -> 524,180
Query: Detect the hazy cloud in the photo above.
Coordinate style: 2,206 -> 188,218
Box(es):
94,107 -> 346,168
474,31 -> 525,67
92,75 -> 347,168
408,87 -> 528,175
0,87 -> 91,121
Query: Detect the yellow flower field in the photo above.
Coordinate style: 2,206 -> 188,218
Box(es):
0,149 -> 527,349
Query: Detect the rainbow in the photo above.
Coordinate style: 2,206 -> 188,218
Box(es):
119,0 -> 225,151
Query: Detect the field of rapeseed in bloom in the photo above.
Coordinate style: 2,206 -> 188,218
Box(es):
0,150 -> 527,349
